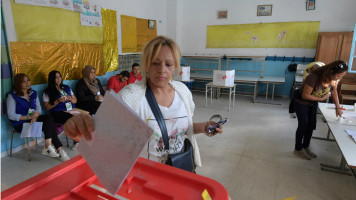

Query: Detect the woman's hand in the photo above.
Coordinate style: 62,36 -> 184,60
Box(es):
66,95 -> 72,102
30,112 -> 40,119
95,95 -> 104,101
30,117 -> 37,123
193,121 -> 223,136
58,96 -> 66,103
320,93 -> 330,101
64,113 -> 94,142
204,121 -> 223,136
335,108 -> 343,117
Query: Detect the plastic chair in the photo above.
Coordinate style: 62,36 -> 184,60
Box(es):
8,119 -> 37,161
339,82 -> 356,104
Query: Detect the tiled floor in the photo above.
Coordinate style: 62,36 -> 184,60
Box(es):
2,93 -> 356,199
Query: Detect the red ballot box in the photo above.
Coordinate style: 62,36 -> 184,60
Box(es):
2,156 -> 229,200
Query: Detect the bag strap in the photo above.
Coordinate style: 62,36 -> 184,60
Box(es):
145,84 -> 170,151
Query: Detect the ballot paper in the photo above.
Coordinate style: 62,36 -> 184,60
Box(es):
77,91 -> 153,195
346,130 -> 356,143
20,122 -> 43,138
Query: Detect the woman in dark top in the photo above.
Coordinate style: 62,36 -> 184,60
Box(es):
293,60 -> 348,160
75,65 -> 105,115
6,73 -> 70,162
43,70 -> 77,124
43,70 -> 78,149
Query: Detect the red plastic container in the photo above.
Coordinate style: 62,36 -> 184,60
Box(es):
2,156 -> 229,200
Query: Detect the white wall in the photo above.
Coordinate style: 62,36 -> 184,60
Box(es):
2,0 -> 169,54
177,0 -> 356,57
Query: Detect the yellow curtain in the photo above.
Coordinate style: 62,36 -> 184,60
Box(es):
10,42 -> 104,85
136,18 -> 157,52
121,15 -> 157,53
10,0 -> 102,43
102,9 -> 118,72
121,15 -> 137,53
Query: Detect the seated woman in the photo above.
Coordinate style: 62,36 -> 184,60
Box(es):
64,36 -> 224,171
6,73 -> 70,162
43,70 -> 78,149
75,65 -> 105,115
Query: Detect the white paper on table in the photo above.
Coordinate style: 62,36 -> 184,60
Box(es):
341,112 -> 356,121
345,130 -> 356,142
20,122 -> 43,138
77,91 -> 153,195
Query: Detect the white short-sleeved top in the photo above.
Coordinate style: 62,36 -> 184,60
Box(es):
137,91 -> 189,163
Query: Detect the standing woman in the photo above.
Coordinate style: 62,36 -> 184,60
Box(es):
43,70 -> 78,148
6,73 -> 70,161
293,60 -> 348,160
75,65 -> 105,115
64,36 -> 224,170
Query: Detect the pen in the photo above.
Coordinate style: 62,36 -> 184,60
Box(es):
147,115 -> 151,123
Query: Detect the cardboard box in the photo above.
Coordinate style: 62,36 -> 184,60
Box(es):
175,66 -> 190,81
213,70 -> 235,86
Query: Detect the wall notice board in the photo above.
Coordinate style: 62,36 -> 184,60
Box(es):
207,21 -> 320,49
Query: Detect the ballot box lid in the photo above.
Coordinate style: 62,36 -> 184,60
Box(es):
2,156 -> 229,200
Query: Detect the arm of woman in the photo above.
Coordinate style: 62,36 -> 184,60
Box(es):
330,80 -> 343,117
302,84 -> 329,101
43,92 -> 60,111
193,122 -> 223,135
70,93 -> 77,104
6,94 -> 27,121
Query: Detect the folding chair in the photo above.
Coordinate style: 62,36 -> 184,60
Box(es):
8,119 -> 37,161
339,82 -> 356,104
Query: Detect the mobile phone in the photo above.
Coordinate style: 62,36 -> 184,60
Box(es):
207,118 -> 228,134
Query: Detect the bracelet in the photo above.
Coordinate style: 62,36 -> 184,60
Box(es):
335,107 -> 341,109
26,115 -> 29,120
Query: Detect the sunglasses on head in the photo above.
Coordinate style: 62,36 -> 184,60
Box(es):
336,62 -> 347,69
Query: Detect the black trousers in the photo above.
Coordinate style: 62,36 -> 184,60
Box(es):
14,114 -> 62,149
50,111 -> 73,124
294,101 -> 318,151
50,111 -> 77,144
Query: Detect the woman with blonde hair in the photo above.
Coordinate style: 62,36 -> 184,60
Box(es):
64,36 -> 224,171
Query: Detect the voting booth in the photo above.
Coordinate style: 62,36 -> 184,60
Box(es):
175,66 -> 191,81
213,70 -> 235,86
2,156 -> 229,200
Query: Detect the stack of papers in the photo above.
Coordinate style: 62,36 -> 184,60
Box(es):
346,130 -> 356,143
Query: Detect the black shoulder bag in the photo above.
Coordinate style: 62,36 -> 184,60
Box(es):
145,84 -> 196,172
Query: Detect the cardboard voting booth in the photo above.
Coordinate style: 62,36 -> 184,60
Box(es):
175,66 -> 190,81
213,70 -> 235,86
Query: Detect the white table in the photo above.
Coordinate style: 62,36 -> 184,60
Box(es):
257,76 -> 285,103
190,72 -> 214,81
318,103 -> 356,126
320,123 -> 356,176
183,55 -> 223,71
317,103 -> 356,176
234,75 -> 260,103
205,82 -> 236,111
